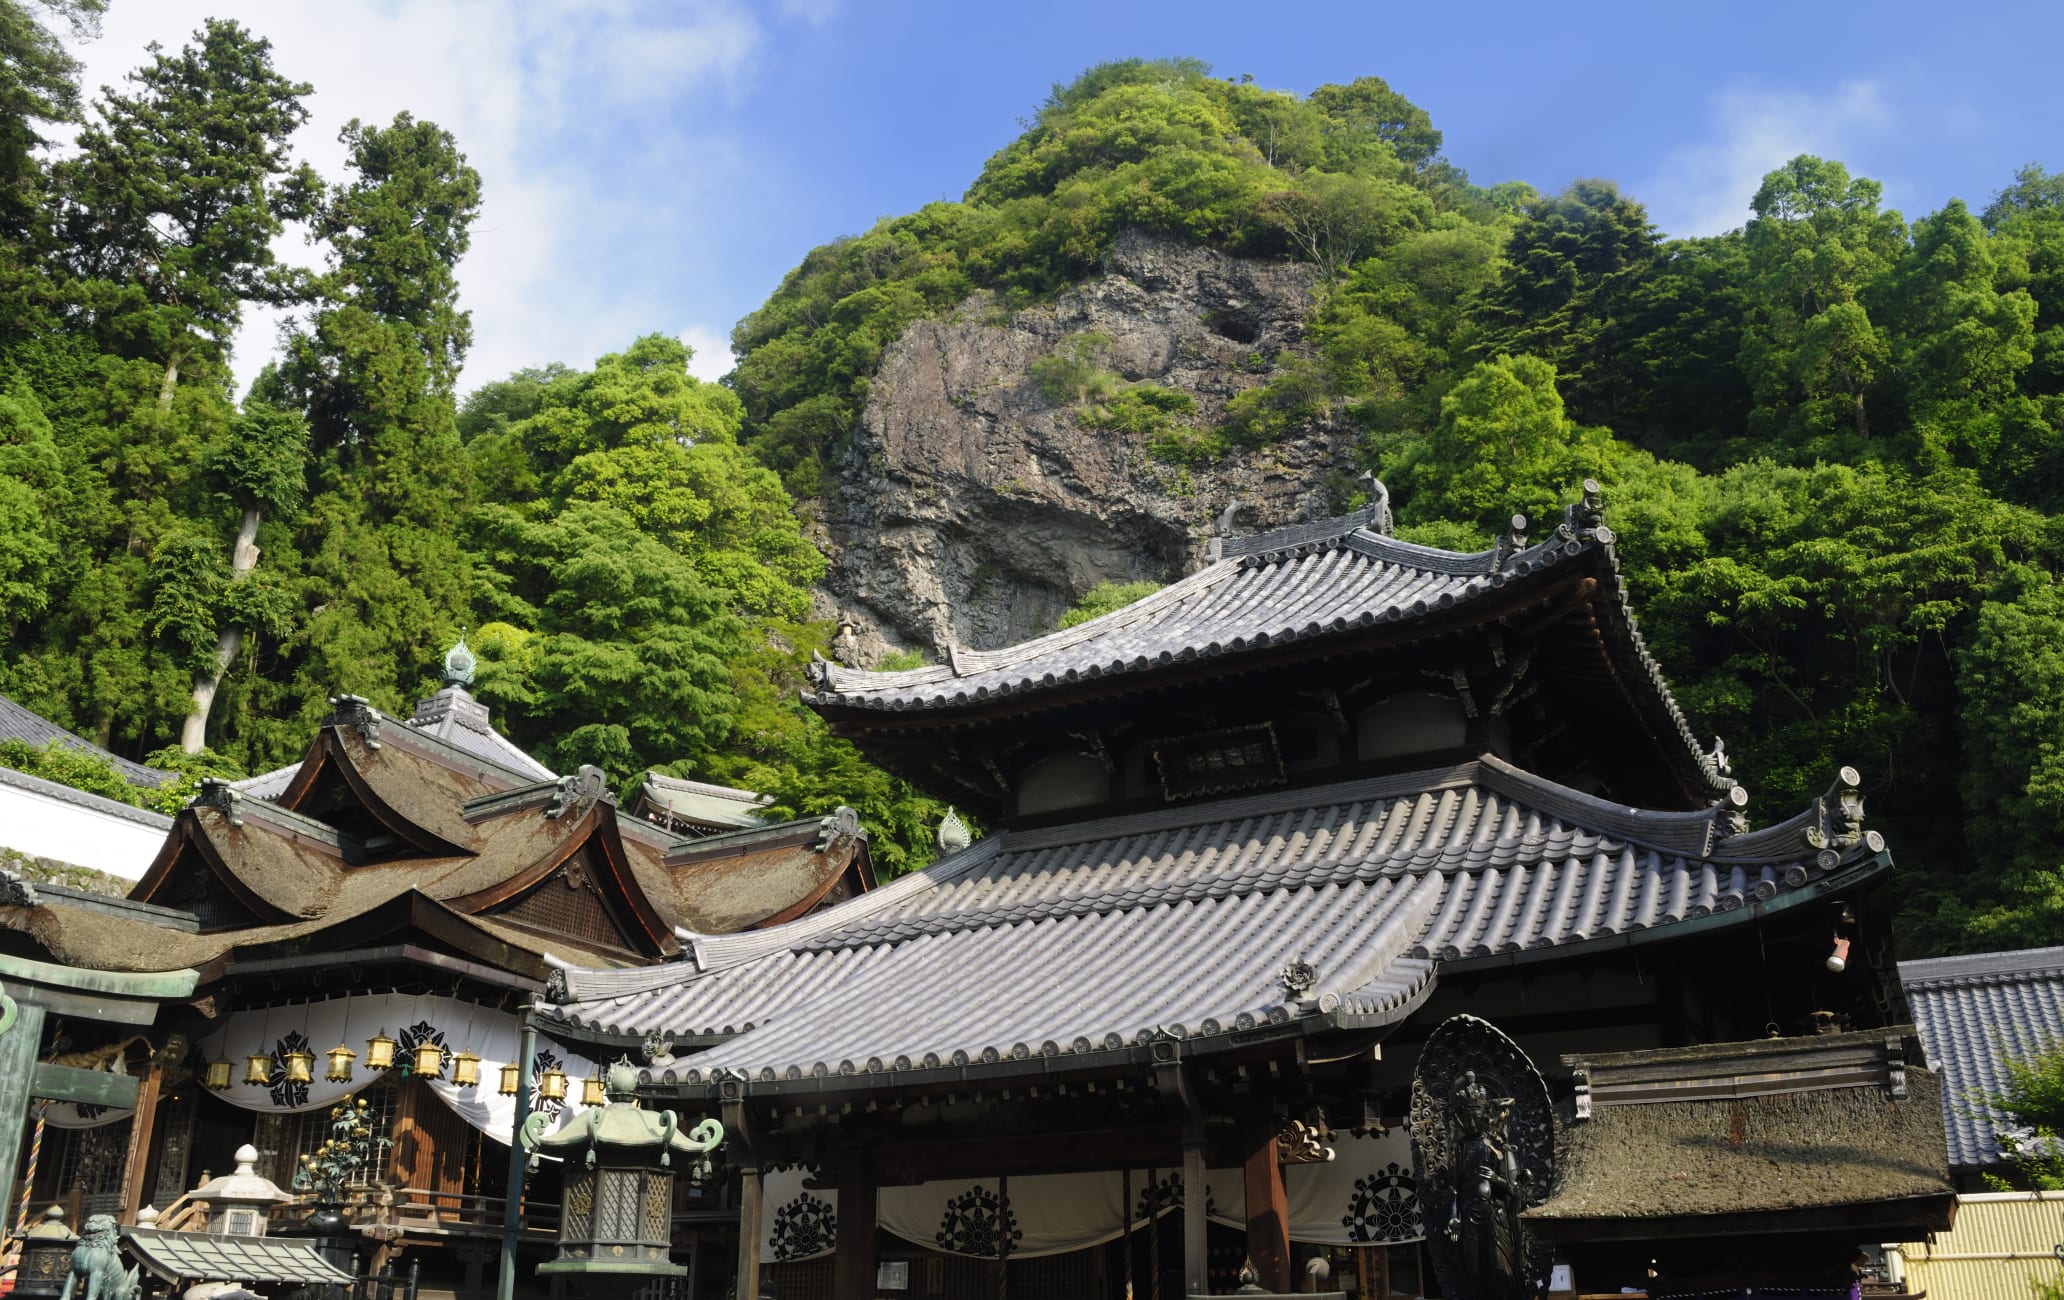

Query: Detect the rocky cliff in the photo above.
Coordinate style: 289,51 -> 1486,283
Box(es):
817,229 -> 1356,663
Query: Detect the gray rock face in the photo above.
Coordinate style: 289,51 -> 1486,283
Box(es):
818,229 -> 1355,663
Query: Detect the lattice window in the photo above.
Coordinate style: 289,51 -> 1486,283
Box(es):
596,1171 -> 643,1242
492,854 -> 635,952
290,1075 -> 397,1188
763,1259 -> 832,1300
562,1170 -> 595,1238
1007,1249 -> 1098,1300
641,1172 -> 671,1244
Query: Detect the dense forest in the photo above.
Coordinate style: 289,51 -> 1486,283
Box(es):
4,13 -> 2064,951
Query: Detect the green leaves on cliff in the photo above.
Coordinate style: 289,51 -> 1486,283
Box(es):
732,60 -> 1458,497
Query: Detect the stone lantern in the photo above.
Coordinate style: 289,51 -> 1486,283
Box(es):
520,1057 -> 723,1278
192,1143 -> 296,1236
15,1205 -> 76,1297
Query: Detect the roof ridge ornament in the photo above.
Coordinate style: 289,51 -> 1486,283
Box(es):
1207,500 -> 1245,563
193,777 -> 245,827
324,694 -> 382,749
1362,473 -> 1394,536
937,806 -> 971,854
1802,765 -> 1880,864
1491,513 -> 1528,570
1561,478 -> 1607,541
546,765 -> 613,820
442,631 -> 477,688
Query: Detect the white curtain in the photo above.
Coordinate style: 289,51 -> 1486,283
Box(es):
762,1130 -> 1423,1263
43,1101 -> 133,1130
193,993 -> 609,1143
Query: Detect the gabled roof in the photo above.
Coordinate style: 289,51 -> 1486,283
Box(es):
636,772 -> 769,833
803,500 -> 1729,805
0,693 -> 170,787
1899,945 -> 2064,1169
546,758 -> 1886,1087
655,807 -> 873,933
229,683 -> 553,800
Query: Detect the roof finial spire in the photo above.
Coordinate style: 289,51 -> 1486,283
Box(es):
443,629 -> 477,688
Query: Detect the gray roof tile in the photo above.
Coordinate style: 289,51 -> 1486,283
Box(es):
0,694 -> 169,787
804,511 -> 1729,797
1899,946 -> 2064,1169
550,756 -> 1872,1086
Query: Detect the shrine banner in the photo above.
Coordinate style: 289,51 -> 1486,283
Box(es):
43,1101 -> 133,1131
760,1130 -> 1423,1264
192,993 -> 607,1143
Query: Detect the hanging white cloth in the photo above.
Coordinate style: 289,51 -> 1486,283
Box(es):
760,1129 -> 1423,1264
193,992 -> 608,1143
43,1102 -> 134,1131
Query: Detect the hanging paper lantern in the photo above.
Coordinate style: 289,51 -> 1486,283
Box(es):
324,1044 -> 357,1084
451,1049 -> 481,1089
282,1048 -> 315,1085
243,1052 -> 273,1086
204,1060 -> 233,1091
499,1061 -> 522,1097
365,1031 -> 397,1071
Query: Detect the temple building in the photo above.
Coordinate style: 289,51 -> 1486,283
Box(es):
0,650 -> 871,1298
541,490 -> 1954,1299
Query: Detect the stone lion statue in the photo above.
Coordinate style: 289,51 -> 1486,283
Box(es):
60,1214 -> 138,1300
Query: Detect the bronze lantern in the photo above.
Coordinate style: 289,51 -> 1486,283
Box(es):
537,1065 -> 568,1102
15,1205 -> 75,1297
243,1051 -> 273,1086
411,1041 -> 445,1078
581,1073 -> 607,1107
452,1049 -> 481,1089
324,1043 -> 357,1084
364,1030 -> 396,1071
204,1059 -> 233,1091
521,1058 -> 724,1278
499,1060 -> 522,1096
282,1047 -> 316,1085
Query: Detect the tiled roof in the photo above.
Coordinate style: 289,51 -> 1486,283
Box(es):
1899,946 -> 2064,1169
124,1227 -> 355,1284
550,757 -> 1880,1090
803,507 -> 1728,797
0,765 -> 172,829
0,694 -> 169,787
640,771 -> 769,831
407,685 -> 555,782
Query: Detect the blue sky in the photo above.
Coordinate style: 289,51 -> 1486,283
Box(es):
65,0 -> 2064,395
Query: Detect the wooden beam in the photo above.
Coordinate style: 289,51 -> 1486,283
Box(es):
30,1062 -> 139,1109
116,1062 -> 164,1223
1182,1142 -> 1208,1298
1243,1122 -> 1290,1292
832,1154 -> 877,1300
737,1166 -> 765,1297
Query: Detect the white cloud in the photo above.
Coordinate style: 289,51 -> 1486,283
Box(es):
1640,79 -> 1895,239
678,324 -> 737,382
63,2 -> 773,396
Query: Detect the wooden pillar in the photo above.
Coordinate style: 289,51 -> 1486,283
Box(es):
1242,1123 -> 1290,1293
1181,1142 -> 1207,1297
116,1059 -> 164,1223
736,1165 -> 764,1300
832,1153 -> 878,1300
0,1001 -> 46,1229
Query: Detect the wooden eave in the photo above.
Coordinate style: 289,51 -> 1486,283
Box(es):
211,890 -> 557,983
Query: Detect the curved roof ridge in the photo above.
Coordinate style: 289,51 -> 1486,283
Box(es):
816,560 -> 1236,695
1900,944 -> 2064,986
1474,754 -> 1718,858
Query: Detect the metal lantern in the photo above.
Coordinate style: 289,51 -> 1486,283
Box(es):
204,1059 -> 233,1091
365,1030 -> 397,1071
411,1041 -> 445,1078
521,1058 -> 725,1278
243,1051 -> 273,1086
324,1043 -> 357,1084
537,1065 -> 569,1102
582,1073 -> 608,1107
499,1061 -> 522,1096
452,1049 -> 481,1088
283,1047 -> 316,1085
16,1205 -> 76,1298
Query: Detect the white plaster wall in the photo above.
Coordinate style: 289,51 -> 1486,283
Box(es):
0,782 -> 170,879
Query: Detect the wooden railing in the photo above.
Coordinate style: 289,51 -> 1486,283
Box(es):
356,1188 -> 560,1240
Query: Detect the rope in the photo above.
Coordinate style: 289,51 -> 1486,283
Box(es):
14,1101 -> 48,1236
